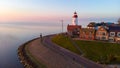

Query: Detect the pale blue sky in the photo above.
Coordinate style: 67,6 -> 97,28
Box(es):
0,0 -> 119,24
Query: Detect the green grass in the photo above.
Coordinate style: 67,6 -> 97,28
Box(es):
52,34 -> 120,64
75,40 -> 120,64
52,34 -> 80,54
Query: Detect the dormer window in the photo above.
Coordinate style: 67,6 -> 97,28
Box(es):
117,32 -> 120,37
110,32 -> 115,37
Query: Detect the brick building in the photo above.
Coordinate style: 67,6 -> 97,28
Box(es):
80,28 -> 95,40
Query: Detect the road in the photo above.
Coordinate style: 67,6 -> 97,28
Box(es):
27,37 -> 84,68
43,35 -> 110,68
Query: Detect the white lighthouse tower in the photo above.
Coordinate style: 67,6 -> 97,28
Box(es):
67,12 -> 81,37
72,12 -> 78,25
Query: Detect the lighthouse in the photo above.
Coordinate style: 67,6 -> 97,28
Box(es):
72,12 -> 78,25
67,12 -> 81,37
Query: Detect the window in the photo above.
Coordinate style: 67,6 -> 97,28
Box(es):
97,32 -> 100,35
110,32 -> 115,37
83,32 -> 85,34
89,32 -> 92,35
102,32 -> 106,36
117,32 -> 120,37
102,37 -> 106,40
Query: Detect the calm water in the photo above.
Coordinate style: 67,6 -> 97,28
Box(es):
0,23 -> 63,68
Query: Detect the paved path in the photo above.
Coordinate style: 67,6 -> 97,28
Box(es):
43,35 -> 110,68
27,38 -> 84,68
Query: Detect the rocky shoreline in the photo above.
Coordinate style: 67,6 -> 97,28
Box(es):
17,38 -> 39,68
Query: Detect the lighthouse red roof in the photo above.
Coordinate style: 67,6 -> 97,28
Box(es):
67,25 -> 81,31
73,12 -> 78,18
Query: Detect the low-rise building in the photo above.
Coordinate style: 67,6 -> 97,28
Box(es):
67,25 -> 81,37
95,26 -> 109,40
80,28 -> 95,40
108,26 -> 120,42
87,22 -> 96,29
95,25 -> 120,42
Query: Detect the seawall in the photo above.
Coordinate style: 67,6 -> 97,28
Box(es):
17,34 -> 107,68
17,38 -> 39,68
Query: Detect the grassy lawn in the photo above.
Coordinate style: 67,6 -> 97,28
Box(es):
75,40 -> 120,64
52,34 -> 80,54
52,34 -> 120,64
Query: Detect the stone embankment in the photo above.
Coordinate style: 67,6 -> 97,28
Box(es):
18,38 -> 38,68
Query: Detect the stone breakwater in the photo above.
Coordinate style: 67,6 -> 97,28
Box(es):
17,38 -> 38,68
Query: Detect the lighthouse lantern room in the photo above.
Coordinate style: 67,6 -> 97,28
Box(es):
72,12 -> 78,25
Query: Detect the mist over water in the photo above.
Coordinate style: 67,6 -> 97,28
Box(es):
0,23 -> 62,68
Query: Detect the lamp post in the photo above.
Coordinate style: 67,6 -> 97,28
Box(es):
61,20 -> 63,34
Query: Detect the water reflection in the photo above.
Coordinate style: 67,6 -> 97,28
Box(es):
0,24 -> 62,68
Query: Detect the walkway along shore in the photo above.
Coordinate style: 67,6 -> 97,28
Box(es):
18,38 -> 45,68
18,35 -> 111,68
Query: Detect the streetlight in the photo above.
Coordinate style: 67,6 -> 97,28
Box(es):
61,20 -> 63,33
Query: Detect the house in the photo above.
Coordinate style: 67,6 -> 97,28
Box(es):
108,26 -> 120,42
80,28 -> 95,40
95,26 -> 109,40
118,18 -> 120,25
95,25 -> 120,42
87,22 -> 96,29
67,25 -> 81,37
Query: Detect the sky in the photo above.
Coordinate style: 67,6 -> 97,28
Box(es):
0,0 -> 119,25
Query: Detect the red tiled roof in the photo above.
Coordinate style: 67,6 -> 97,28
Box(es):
80,28 -> 95,35
67,25 -> 81,31
109,26 -> 120,32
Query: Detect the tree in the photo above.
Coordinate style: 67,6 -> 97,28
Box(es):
87,22 -> 96,27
